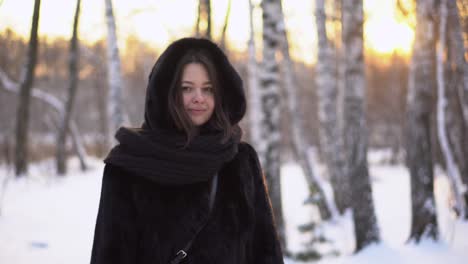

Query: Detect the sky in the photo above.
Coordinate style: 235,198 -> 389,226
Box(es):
0,0 -> 415,65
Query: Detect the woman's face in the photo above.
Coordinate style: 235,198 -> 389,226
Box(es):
181,63 -> 215,127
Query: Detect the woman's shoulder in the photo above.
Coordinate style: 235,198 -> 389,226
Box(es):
238,141 -> 259,157
236,142 -> 262,173
102,163 -> 135,186
103,163 -> 126,176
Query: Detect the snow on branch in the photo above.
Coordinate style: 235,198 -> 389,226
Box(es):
0,69 -> 64,113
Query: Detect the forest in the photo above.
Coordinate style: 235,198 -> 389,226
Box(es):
0,0 -> 467,263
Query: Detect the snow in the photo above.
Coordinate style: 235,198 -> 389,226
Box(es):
281,151 -> 468,263
1,150 -> 467,263
0,158 -> 103,264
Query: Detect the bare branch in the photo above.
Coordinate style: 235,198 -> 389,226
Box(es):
396,0 -> 410,17
0,68 -> 87,168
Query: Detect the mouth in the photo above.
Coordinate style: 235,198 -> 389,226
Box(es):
188,109 -> 206,115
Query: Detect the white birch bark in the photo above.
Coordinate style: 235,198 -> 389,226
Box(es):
260,0 -> 286,250
342,0 -> 380,251
69,122 -> 87,171
277,0 -> 335,220
447,0 -> 468,217
315,0 -> 349,217
105,0 -> 125,146
334,0 -> 345,146
247,0 -> 262,147
436,0 -> 466,219
406,0 -> 438,242
0,70 -> 88,170
446,0 -> 468,125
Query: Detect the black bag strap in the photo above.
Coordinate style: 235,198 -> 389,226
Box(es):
169,173 -> 218,264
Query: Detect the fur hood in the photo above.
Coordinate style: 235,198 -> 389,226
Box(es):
103,38 -> 245,185
143,37 -> 246,130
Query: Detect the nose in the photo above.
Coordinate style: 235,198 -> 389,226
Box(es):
192,89 -> 205,103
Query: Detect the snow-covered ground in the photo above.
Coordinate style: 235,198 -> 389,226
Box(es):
281,149 -> 468,264
0,151 -> 467,263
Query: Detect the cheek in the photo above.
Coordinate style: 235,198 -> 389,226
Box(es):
182,93 -> 191,107
208,97 -> 215,112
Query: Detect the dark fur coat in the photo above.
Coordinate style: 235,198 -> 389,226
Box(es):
90,38 -> 284,263
90,143 -> 284,263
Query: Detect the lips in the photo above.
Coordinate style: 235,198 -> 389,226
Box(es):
188,109 -> 206,115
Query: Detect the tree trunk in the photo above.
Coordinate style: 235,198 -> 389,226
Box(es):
247,0 -> 261,147
260,0 -> 286,251
57,0 -> 82,175
14,0 -> 41,177
205,0 -> 211,40
342,0 -> 380,252
278,0 -> 333,220
447,0 -> 468,126
96,65 -> 109,156
446,0 -> 468,219
0,70 -> 88,170
315,0 -> 349,216
104,0 -> 125,146
436,0 -> 466,219
195,1 -> 201,37
219,0 -> 232,51
447,0 -> 468,217
406,0 -> 438,242
196,0 -> 212,39
388,54 -> 405,164
70,122 -> 87,170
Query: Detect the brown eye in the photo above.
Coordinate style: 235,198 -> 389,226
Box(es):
181,86 -> 192,92
203,87 -> 213,94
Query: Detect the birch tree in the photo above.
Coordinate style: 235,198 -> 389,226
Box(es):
406,0 -> 438,242
0,70 -> 87,170
342,0 -> 380,251
195,1 -> 201,36
196,0 -> 212,39
247,0 -> 262,147
436,0 -> 466,219
260,0 -> 286,250
315,0 -> 349,217
447,0 -> 468,126
277,0 -> 334,220
204,0 -> 212,39
57,0 -> 83,175
104,0 -> 125,146
219,0 -> 232,51
447,0 -> 468,193
14,0 -> 41,177
446,0 -> 468,218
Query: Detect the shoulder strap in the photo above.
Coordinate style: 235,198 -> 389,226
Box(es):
208,172 -> 218,211
169,174 -> 218,264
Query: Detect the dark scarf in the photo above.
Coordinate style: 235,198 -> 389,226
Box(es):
104,126 -> 241,185
104,38 -> 246,185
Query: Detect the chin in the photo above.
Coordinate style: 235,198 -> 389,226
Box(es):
192,119 -> 209,127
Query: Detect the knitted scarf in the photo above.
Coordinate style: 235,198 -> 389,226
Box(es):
104,126 -> 241,185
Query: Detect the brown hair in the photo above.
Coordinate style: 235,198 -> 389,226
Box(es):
167,49 -> 233,145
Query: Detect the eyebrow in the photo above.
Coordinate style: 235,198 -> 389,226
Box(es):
181,81 -> 212,85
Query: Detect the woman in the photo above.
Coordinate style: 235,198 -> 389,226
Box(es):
90,38 -> 284,264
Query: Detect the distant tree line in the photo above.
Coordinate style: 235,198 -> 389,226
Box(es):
0,0 -> 466,258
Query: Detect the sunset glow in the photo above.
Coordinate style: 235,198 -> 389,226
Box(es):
0,0 -> 415,64
364,0 -> 414,54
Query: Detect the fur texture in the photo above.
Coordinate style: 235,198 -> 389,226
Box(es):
90,143 -> 284,264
